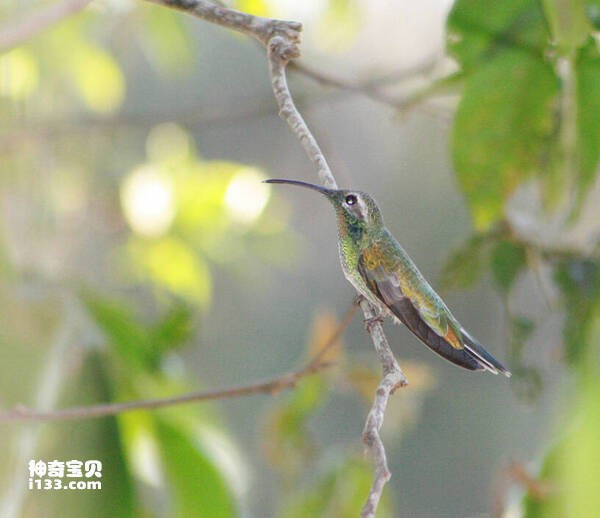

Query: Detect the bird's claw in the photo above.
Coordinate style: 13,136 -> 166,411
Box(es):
364,314 -> 384,333
353,294 -> 365,306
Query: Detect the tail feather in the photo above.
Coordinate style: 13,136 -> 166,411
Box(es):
461,328 -> 511,378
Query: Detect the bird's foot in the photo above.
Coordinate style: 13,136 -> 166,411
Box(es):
363,314 -> 384,333
353,294 -> 365,306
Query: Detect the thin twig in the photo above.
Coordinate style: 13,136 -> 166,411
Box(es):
289,60 -> 401,107
267,37 -> 337,189
0,0 -> 93,53
0,302 -> 358,424
289,60 -> 458,121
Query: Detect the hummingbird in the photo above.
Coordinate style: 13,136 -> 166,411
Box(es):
265,179 -> 511,377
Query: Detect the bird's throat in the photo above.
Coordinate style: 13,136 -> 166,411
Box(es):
336,211 -> 364,246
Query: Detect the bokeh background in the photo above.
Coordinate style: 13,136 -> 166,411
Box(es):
1,1 -> 599,517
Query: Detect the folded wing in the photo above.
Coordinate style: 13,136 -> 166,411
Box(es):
357,246 -> 508,374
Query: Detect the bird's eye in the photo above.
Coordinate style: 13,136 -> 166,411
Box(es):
345,194 -> 357,206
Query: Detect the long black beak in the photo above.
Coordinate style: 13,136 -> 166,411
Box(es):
263,179 -> 334,195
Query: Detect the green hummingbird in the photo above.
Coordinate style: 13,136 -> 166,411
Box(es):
265,179 -> 511,377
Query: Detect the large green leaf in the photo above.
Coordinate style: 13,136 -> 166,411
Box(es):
82,292 -> 195,372
149,301 -> 195,362
45,353 -> 136,518
452,48 -> 559,229
82,293 -> 150,371
439,233 -> 490,291
155,419 -> 236,518
448,0 -> 549,70
449,0 -> 600,227
263,376 -> 328,476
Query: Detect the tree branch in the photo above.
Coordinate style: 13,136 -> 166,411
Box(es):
0,0 -> 93,53
262,10 -> 409,517
144,0 -> 301,48
359,299 -> 407,516
0,301 -> 357,424
267,37 -> 337,189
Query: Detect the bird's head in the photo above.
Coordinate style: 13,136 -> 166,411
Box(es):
264,179 -> 384,231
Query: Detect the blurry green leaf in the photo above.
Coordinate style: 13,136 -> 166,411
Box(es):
491,240 -> 527,293
575,38 -> 600,202
50,352 -> 135,517
70,45 -> 125,114
523,372 -> 600,517
175,162 -> 238,233
138,8 -> 193,75
554,258 -> 600,364
149,301 -> 195,360
128,237 -> 212,307
439,234 -> 489,291
82,293 -> 149,371
452,47 -> 559,230
156,419 -> 236,518
264,376 -> 328,475
112,363 -> 237,517
448,0 -> 549,70
82,292 -> 195,371
512,315 -> 536,343
280,456 -> 394,518
508,314 -> 542,401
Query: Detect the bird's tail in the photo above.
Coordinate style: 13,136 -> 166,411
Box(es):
461,328 -> 511,377
389,298 -> 508,374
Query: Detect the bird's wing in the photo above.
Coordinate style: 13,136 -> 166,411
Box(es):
357,241 -> 510,375
356,242 -> 494,372
357,243 -> 464,350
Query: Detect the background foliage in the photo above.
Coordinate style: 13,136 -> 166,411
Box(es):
1,0 -> 600,516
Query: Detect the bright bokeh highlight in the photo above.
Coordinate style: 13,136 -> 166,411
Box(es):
121,165 -> 175,237
0,48 -> 39,100
224,168 -> 270,224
